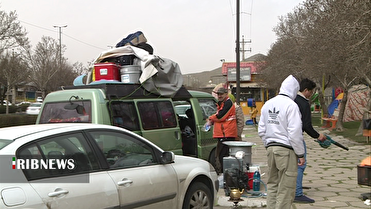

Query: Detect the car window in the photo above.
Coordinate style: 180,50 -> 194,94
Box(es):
174,104 -> 191,118
17,132 -> 99,181
30,103 -> 42,107
89,131 -> 157,169
0,139 -> 12,150
39,100 -> 91,123
199,99 -> 217,118
109,101 -> 140,131
137,101 -> 177,130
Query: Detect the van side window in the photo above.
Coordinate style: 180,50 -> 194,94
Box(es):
198,99 -> 217,119
109,101 -> 139,131
137,101 -> 177,130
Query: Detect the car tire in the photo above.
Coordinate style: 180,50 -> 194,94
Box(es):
182,182 -> 213,209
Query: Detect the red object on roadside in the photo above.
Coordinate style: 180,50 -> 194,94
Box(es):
358,156 -> 371,186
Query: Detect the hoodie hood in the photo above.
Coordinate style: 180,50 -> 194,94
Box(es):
279,75 -> 299,100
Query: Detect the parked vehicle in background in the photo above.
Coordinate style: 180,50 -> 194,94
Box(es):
0,123 -> 218,209
1,100 -> 12,106
36,97 -> 43,102
26,102 -> 42,115
36,83 -> 219,167
16,101 -> 31,106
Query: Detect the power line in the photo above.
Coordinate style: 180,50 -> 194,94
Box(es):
19,20 -> 106,50
62,33 -> 106,50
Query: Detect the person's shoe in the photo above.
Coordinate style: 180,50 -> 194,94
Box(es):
294,195 -> 315,203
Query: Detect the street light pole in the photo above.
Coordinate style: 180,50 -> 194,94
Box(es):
236,0 -> 241,104
53,25 -> 67,68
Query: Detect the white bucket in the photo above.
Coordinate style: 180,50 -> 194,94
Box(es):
120,65 -> 141,84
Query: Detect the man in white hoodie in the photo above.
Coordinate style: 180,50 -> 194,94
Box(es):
258,75 -> 305,209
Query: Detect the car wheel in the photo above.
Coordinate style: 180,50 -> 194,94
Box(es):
182,182 -> 213,209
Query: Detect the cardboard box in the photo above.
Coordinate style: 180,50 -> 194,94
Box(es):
94,63 -> 120,81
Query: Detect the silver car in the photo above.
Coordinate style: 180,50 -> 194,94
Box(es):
0,123 -> 218,209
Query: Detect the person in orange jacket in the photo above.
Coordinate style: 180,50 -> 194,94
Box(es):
208,87 -> 237,173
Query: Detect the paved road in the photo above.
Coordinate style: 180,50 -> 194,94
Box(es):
213,124 -> 371,208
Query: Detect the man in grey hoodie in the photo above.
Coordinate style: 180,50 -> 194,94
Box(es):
258,75 -> 305,209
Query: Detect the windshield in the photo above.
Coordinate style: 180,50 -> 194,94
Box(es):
30,103 -> 42,107
0,139 -> 13,150
39,100 -> 92,124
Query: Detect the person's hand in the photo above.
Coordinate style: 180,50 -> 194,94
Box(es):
206,118 -> 213,125
298,157 -> 305,166
318,133 -> 327,142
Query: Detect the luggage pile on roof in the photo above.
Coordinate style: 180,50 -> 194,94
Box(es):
74,31 -> 183,97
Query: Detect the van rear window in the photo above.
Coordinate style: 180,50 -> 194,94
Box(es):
39,101 -> 91,124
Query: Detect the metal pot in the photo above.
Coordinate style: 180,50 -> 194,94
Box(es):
229,188 -> 244,200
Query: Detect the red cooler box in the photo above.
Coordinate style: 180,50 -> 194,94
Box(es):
94,63 -> 120,81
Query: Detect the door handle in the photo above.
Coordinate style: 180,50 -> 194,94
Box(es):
117,178 -> 133,187
48,188 -> 69,197
175,131 -> 181,140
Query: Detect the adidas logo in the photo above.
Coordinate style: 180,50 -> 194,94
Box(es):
268,108 -> 279,119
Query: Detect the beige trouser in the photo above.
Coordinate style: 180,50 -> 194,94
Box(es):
266,146 -> 298,209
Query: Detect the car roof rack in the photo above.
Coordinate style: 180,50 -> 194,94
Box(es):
61,83 -> 192,100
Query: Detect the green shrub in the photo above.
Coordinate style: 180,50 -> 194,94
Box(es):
0,106 -> 18,114
0,114 -> 38,128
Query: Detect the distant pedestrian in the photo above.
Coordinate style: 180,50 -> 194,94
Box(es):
258,75 -> 305,209
207,87 -> 237,174
250,105 -> 258,127
294,78 -> 327,203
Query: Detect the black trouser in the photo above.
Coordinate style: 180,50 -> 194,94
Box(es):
215,137 -> 235,173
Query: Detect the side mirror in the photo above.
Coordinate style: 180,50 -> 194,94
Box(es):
160,151 -> 175,164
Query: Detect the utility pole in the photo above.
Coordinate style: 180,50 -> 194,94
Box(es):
240,35 -> 251,61
53,25 -> 67,68
236,0 -> 240,104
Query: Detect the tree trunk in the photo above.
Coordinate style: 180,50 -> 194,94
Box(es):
318,90 -> 328,116
336,89 -> 348,131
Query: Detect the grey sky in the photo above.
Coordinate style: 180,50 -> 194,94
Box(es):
1,0 -> 303,74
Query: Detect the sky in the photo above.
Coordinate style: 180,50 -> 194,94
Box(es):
1,0 -> 303,74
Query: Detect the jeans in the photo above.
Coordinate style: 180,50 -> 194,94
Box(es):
295,140 -> 307,197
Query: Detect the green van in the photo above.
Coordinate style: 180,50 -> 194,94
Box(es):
36,83 -> 218,164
